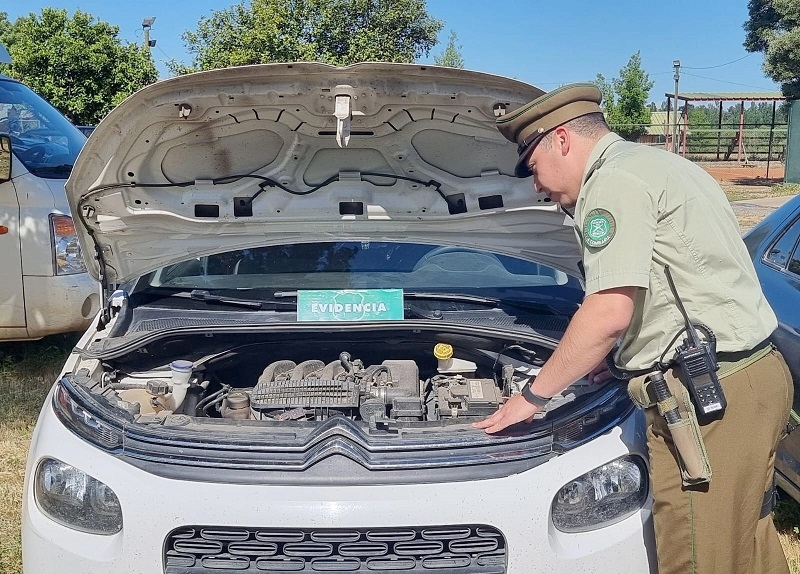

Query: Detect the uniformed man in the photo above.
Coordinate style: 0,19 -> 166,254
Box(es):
474,83 -> 793,574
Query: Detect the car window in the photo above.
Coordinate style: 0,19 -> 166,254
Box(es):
138,241 -> 584,305
764,216 -> 800,269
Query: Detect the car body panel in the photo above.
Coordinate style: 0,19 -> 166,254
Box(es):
66,62 -> 584,286
23,387 -> 655,573
743,194 -> 800,498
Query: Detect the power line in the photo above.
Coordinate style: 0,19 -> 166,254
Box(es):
157,44 -> 174,62
683,54 -> 754,70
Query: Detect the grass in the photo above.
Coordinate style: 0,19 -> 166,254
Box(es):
721,181 -> 800,202
0,333 -> 80,574
777,497 -> 800,574
0,180 -> 798,573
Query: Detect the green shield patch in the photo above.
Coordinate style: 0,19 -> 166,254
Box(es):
583,208 -> 616,248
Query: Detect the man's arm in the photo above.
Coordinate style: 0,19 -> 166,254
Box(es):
473,286 -> 637,434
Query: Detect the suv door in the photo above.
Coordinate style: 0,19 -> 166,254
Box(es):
0,137 -> 24,327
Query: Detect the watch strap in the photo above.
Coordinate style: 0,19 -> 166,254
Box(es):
521,383 -> 551,408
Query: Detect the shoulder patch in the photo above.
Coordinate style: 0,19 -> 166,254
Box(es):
583,208 -> 616,248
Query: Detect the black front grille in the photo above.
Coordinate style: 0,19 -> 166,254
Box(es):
164,525 -> 506,573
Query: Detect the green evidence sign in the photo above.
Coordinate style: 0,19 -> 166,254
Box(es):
297,289 -> 405,322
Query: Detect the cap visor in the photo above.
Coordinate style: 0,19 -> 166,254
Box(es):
515,140 -> 537,178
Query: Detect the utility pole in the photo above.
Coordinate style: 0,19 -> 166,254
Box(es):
142,17 -> 156,50
672,59 -> 681,154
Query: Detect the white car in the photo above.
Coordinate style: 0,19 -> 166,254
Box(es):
0,71 -> 99,341
22,63 -> 654,574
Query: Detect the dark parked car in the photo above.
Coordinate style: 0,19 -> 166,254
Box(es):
75,125 -> 95,137
744,194 -> 800,500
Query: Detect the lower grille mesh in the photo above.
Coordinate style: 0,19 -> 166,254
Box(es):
164,525 -> 506,573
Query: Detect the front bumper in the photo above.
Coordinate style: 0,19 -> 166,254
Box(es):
23,399 -> 655,573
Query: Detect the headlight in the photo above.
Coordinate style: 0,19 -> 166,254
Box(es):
551,455 -> 648,532
34,457 -> 123,535
50,214 -> 86,275
53,380 -> 123,449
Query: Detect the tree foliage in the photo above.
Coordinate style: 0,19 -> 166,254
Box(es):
594,52 -> 654,141
688,101 -> 788,126
0,9 -> 157,125
744,0 -> 800,98
434,31 -> 464,68
170,0 -> 443,74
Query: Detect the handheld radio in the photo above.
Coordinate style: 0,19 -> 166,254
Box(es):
665,266 -> 727,415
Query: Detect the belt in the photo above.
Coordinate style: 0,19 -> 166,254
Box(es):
717,339 -> 773,379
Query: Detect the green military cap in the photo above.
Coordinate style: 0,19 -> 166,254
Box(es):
497,82 -> 603,177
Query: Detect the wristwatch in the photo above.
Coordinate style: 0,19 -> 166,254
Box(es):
521,382 -> 551,408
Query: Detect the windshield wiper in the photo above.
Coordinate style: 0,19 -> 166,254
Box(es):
404,292 -> 566,317
186,290 -> 296,311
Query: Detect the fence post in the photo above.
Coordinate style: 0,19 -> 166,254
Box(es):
716,101 -> 723,160
787,99 -> 800,183
767,101 -> 776,179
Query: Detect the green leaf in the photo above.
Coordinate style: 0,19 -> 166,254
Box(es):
594,52 -> 653,141
0,8 -> 157,125
171,0 -> 443,73
744,0 -> 800,97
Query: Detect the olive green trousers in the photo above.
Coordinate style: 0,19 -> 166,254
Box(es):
646,349 -> 793,574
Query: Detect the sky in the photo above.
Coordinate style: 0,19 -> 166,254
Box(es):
1,0 -> 781,103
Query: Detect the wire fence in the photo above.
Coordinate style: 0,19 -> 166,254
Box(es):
613,122 -> 789,164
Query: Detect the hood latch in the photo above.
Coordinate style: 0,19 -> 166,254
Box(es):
333,85 -> 364,148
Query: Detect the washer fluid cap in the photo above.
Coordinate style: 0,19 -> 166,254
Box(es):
434,343 -> 453,360
170,360 -> 193,373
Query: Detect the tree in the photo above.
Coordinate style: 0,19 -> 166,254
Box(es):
744,0 -> 800,97
0,9 -> 157,125
169,0 -> 443,74
434,30 -> 464,68
594,52 -> 654,141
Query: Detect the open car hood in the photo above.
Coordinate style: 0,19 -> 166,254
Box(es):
66,62 -> 581,286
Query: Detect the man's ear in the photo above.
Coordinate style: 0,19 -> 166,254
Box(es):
553,126 -> 570,156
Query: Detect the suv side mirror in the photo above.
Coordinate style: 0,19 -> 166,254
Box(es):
0,135 -> 11,182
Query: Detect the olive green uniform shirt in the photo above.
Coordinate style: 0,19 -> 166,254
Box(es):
574,133 -> 777,371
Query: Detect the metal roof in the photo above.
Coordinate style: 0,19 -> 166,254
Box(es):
646,111 -> 671,136
665,92 -> 785,102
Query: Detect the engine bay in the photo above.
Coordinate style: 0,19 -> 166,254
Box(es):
84,332 -> 598,430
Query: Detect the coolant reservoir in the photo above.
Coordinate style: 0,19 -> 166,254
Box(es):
434,343 -> 477,375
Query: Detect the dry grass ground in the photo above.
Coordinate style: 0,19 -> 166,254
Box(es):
0,334 -> 79,574
0,172 -> 798,574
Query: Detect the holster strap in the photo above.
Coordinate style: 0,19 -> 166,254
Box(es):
657,395 -> 679,417
628,370 -> 713,485
760,474 -> 778,520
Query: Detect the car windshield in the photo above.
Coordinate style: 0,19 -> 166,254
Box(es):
136,241 -> 584,308
0,78 -> 85,178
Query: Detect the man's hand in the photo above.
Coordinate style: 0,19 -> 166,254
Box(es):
472,393 -> 540,434
473,287 -> 637,436
587,359 -> 613,385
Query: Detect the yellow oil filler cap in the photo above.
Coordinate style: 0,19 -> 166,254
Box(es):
434,343 -> 453,360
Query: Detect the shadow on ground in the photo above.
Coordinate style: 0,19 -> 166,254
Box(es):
730,177 -> 785,187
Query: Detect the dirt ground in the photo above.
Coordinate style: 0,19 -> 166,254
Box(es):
698,161 -> 791,233
700,161 -> 785,185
